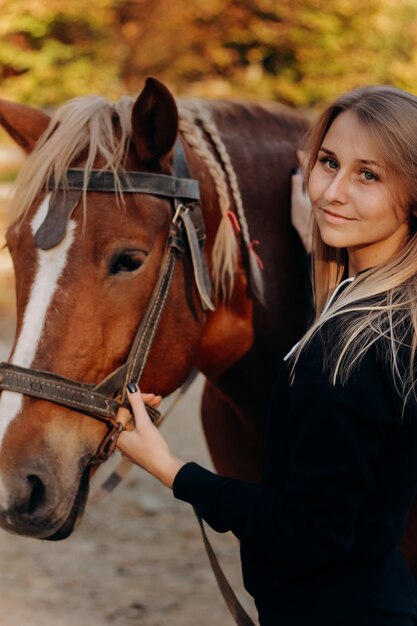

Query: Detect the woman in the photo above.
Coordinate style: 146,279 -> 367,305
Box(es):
117,86 -> 417,625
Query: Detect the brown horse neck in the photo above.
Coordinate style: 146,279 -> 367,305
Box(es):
194,270 -> 254,381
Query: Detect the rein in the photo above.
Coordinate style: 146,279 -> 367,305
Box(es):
0,139 -> 214,464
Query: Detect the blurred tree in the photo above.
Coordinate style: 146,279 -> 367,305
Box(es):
1,0 -> 417,108
0,0 -> 124,105
115,0 -> 417,106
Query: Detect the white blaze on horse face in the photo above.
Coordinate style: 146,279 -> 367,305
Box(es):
0,193 -> 76,467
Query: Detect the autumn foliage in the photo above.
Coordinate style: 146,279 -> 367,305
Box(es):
1,0 -> 417,108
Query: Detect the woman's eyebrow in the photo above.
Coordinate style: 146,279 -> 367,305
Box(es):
319,146 -> 336,156
358,159 -> 383,168
319,146 -> 383,168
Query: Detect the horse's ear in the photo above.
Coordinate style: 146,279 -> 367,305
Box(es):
131,77 -> 178,163
0,99 -> 51,153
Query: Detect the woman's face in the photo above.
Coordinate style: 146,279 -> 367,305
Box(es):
308,110 -> 410,276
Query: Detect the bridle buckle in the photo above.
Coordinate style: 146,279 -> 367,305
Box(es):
90,421 -> 125,465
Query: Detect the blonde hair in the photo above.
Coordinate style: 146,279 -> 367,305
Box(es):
292,86 -> 417,404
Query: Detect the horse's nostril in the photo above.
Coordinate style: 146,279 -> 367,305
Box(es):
25,474 -> 46,515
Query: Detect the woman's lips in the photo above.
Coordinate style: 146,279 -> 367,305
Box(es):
321,208 -> 355,224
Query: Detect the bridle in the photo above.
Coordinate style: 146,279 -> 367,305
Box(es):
0,139 -> 214,464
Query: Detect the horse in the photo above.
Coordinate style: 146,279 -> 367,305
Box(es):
0,76 -> 310,542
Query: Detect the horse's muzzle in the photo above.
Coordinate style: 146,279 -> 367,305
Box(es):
0,458 -> 90,540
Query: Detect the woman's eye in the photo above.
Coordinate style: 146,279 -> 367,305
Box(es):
361,169 -> 377,182
320,157 -> 338,170
109,251 -> 145,275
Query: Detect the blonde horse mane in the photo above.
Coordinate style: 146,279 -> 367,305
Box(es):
10,94 -> 261,299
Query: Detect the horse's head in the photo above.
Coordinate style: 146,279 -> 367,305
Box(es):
0,78 -> 210,539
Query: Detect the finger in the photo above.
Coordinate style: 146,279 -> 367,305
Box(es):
116,406 -> 132,428
120,451 -> 132,462
147,395 -> 162,408
127,382 -> 152,425
116,431 -> 137,459
141,393 -> 156,402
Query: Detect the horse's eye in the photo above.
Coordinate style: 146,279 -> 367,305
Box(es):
109,251 -> 145,275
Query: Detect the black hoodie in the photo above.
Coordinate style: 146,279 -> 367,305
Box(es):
173,308 -> 417,625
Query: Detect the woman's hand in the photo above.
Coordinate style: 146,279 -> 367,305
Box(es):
116,384 -> 185,489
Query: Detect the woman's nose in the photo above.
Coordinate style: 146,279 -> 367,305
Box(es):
323,172 -> 349,204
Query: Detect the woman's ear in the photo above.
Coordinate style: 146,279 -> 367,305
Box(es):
297,149 -> 308,172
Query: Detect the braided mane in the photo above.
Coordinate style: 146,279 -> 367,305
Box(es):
10,95 -> 260,299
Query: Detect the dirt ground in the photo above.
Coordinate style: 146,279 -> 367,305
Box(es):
0,179 -> 258,626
